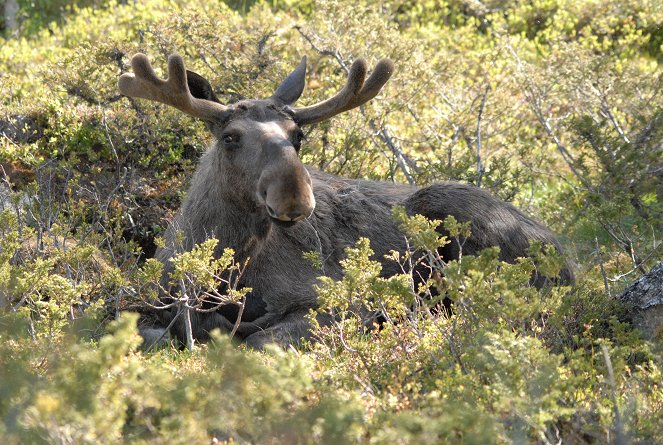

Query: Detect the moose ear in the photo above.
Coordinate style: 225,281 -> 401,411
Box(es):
272,56 -> 307,105
186,70 -> 219,103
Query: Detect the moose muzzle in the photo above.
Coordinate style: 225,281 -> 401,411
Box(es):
258,149 -> 315,223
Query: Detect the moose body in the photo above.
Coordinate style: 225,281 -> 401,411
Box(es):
119,53 -> 572,349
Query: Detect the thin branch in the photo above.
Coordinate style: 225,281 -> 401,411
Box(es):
599,96 -> 630,144
180,279 -> 195,350
229,296 -> 246,340
476,85 -> 490,187
595,237 -> 611,297
508,45 -> 592,190
145,305 -> 184,352
293,25 -> 340,60
376,127 -> 416,185
294,25 -> 417,184
601,344 -> 626,445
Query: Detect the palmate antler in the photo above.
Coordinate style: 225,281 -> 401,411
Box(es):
118,53 -> 228,120
291,58 -> 395,125
119,53 -> 394,126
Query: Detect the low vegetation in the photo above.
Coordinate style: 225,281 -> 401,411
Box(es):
1,0 -> 661,443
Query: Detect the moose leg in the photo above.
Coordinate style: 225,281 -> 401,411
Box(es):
243,310 -> 316,350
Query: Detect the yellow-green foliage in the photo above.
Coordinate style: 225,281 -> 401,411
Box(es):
1,0 -> 662,443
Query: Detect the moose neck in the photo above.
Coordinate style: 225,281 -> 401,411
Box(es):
178,144 -> 272,259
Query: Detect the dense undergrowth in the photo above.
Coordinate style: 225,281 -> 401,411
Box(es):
0,0 -> 662,443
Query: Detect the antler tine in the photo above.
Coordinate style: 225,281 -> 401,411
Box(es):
335,59 -> 394,115
293,58 -> 394,126
118,53 -> 227,120
292,59 -> 368,125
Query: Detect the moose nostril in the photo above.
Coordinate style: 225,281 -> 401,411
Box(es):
266,204 -> 277,218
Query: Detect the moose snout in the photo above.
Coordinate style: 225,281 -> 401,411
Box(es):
258,163 -> 315,223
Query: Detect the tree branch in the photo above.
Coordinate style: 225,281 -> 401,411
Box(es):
476,85 -> 490,187
294,25 -> 417,184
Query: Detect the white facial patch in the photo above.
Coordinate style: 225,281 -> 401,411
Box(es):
255,121 -> 288,140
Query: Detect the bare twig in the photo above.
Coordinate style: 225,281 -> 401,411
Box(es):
376,127 -> 416,185
508,45 -> 592,190
476,85 -> 490,187
294,25 -> 417,184
180,279 -> 195,350
601,344 -> 626,445
336,317 -> 357,353
229,296 -> 245,340
595,237 -> 611,297
599,96 -> 630,145
99,102 -> 122,180
145,305 -> 184,352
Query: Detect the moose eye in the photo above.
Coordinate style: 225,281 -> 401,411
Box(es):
222,133 -> 240,145
292,130 -> 305,150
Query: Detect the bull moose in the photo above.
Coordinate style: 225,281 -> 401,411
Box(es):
119,53 -> 573,349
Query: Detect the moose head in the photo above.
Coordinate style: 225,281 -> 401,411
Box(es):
118,53 -> 394,226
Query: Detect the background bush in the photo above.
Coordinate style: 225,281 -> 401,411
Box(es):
0,0 -> 661,443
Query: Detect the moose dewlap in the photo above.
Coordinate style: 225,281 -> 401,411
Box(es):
119,53 -> 573,350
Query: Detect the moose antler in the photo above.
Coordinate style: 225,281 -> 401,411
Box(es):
293,58 -> 394,125
118,53 -> 227,120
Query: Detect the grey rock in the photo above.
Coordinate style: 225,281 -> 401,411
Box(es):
620,261 -> 663,340
0,183 -> 34,225
0,183 -> 9,211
